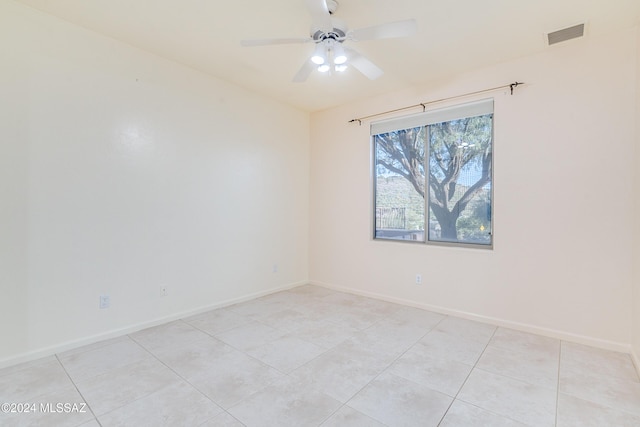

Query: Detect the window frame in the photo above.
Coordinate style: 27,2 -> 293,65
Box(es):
370,99 -> 494,249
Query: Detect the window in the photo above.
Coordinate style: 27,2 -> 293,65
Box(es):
373,99 -> 493,247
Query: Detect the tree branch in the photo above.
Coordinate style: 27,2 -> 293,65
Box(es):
452,158 -> 491,214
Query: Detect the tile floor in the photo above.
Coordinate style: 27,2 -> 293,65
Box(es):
1,285 -> 640,426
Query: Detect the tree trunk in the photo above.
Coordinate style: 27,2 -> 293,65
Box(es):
430,205 -> 458,241
438,215 -> 458,241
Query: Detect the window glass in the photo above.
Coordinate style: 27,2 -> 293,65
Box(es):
372,100 -> 493,247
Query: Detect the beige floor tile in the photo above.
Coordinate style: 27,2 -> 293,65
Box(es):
188,349 -> 284,409
326,307 -> 384,330
58,338 -> 152,383
297,301 -> 353,324
434,317 -> 496,344
288,320 -> 359,349
77,419 -> 101,427
489,328 -> 560,360
320,292 -> 368,307
287,284 -> 336,298
257,290 -> 314,307
290,349 -> 386,402
561,341 -> 639,382
457,369 -> 556,427
320,405 -> 387,427
153,335 -> 234,379
253,308 -> 321,333
183,308 -> 252,336
364,315 -> 434,346
559,368 -> 640,416
556,392 -> 640,427
98,381 -> 221,427
246,335 -> 326,373
228,377 -> 341,427
388,345 -> 473,396
389,306 -> 445,328
439,400 -> 527,427
476,345 -> 559,390
330,331 -> 412,367
0,383 -> 93,427
57,336 -> 130,359
198,412 -> 245,426
226,298 -> 291,318
348,372 -> 452,427
0,356 -> 58,378
75,357 -> 182,415
419,330 -> 488,365
214,321 -> 286,351
5,286 -> 640,427
353,297 -> 403,317
129,320 -> 211,354
0,358 -> 72,402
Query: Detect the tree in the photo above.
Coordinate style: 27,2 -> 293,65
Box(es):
375,115 -> 492,241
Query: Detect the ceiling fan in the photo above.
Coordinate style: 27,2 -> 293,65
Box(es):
240,0 -> 417,82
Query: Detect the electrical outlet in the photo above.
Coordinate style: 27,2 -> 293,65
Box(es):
415,274 -> 422,285
160,286 -> 168,297
272,264 -> 278,273
99,295 -> 110,309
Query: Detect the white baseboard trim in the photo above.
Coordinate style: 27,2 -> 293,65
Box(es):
311,280 -> 633,355
0,280 -> 306,370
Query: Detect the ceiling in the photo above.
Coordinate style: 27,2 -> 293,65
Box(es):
15,0 -> 640,112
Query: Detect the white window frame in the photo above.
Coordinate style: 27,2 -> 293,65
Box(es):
371,98 -> 494,249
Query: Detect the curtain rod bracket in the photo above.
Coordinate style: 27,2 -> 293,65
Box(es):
510,81 -> 523,95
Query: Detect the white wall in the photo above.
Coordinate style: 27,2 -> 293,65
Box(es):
0,0 -> 309,366
310,27 -> 637,350
633,26 -> 640,369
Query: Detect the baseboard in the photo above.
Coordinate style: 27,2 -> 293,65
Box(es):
311,280 -> 633,355
0,280 -> 306,370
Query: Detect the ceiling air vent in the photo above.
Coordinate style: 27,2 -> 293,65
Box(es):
547,23 -> 585,46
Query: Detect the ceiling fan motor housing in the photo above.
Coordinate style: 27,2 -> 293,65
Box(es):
311,16 -> 348,42
312,27 -> 346,42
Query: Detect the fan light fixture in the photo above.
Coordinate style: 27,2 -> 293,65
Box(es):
240,0 -> 417,82
313,39 -> 348,73
333,44 -> 347,65
310,43 -> 326,64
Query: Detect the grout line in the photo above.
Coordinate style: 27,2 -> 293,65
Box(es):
435,325 -> 498,426
15,287 -> 632,426
555,341 -> 562,427
126,333 -> 248,424
54,354 -> 102,427
336,313 -> 447,426
435,326 -> 544,427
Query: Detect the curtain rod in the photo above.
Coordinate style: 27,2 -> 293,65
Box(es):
348,81 -> 524,125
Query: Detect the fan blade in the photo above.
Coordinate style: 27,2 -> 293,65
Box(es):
241,37 -> 311,47
349,19 -> 417,41
292,60 -> 315,83
343,47 -> 383,80
305,0 -> 333,33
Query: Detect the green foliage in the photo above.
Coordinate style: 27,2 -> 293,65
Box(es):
429,116 -> 492,183
452,192 -> 491,243
374,114 -> 492,244
376,175 -> 424,231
